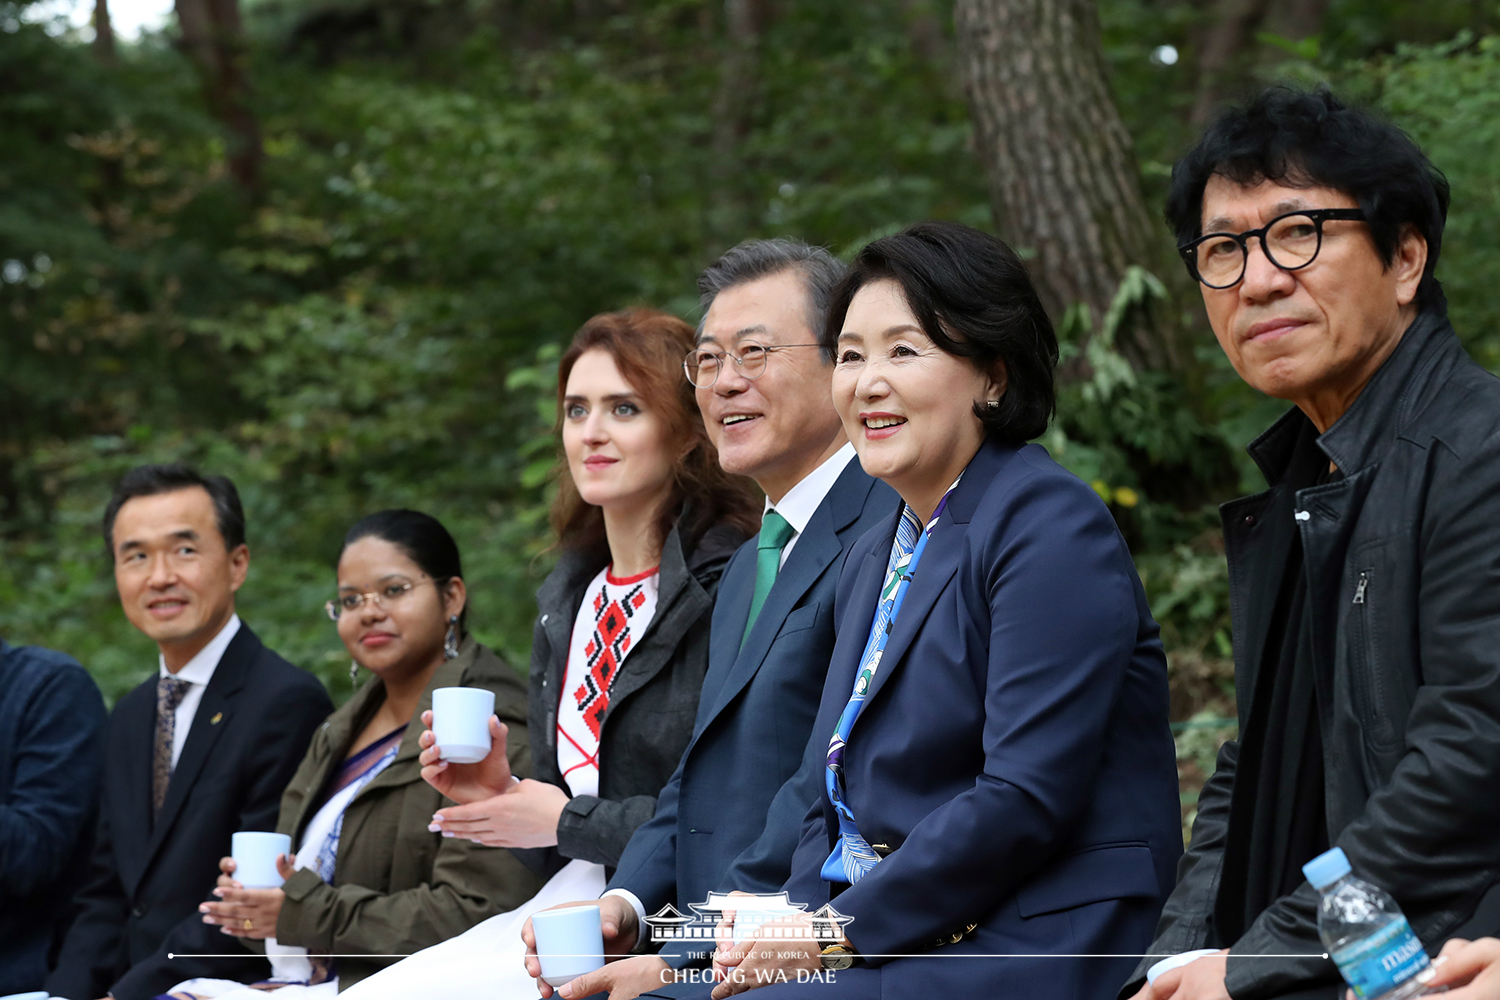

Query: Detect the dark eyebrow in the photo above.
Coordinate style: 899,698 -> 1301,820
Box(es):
339,572 -> 416,593
563,393 -> 639,404
1203,199 -> 1312,235
171,529 -> 200,542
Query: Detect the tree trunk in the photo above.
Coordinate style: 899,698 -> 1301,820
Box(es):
175,0 -> 263,197
92,0 -> 116,64
1190,0 -> 1271,126
953,0 -> 1188,374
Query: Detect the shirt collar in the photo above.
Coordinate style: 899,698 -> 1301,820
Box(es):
158,613 -> 241,685
764,442 -> 856,537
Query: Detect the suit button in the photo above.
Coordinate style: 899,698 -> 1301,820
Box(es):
1244,514 -> 1256,526
131,905 -> 145,918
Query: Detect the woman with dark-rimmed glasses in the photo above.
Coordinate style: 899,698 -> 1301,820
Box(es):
173,509 -> 538,997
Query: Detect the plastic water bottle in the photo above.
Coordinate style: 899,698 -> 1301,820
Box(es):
1302,847 -> 1434,1000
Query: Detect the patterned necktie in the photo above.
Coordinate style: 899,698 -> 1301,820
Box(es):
741,510 -> 796,648
152,675 -> 191,817
822,480 -> 960,885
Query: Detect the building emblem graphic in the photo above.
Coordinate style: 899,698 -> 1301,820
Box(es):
645,892 -> 853,944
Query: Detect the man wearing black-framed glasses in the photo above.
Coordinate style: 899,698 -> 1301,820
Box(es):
1125,88 -> 1500,1000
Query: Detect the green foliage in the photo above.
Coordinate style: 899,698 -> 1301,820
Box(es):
0,0 -> 984,703
4,0 -> 1500,733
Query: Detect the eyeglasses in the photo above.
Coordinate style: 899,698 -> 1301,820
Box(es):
325,577 -> 442,621
683,340 -> 823,388
1179,208 -> 1367,289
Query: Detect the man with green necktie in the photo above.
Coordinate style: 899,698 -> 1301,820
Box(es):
521,238 -> 899,1000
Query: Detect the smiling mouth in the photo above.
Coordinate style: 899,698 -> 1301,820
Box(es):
864,416 -> 906,429
147,599 -> 188,613
721,414 -> 760,426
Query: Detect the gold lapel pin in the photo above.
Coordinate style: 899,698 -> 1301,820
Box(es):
210,711 -> 224,725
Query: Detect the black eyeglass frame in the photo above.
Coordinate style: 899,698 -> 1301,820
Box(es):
1178,208 -> 1368,289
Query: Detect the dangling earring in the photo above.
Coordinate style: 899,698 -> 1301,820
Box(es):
444,616 -> 460,660
349,660 -> 360,684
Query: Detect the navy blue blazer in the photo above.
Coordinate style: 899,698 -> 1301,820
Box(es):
607,457 -> 899,965
776,440 -> 1182,999
0,639 -> 106,995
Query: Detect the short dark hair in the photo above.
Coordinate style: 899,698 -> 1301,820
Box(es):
102,463 -> 246,558
697,238 -> 848,362
1166,86 -> 1450,312
342,509 -> 467,628
821,221 -> 1058,445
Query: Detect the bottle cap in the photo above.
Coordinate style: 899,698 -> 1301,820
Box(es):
1303,847 -> 1352,889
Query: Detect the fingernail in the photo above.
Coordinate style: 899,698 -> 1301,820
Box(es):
432,814 -> 444,822
558,985 -> 573,999
442,831 -> 455,838
1417,968 -> 1436,984
428,823 -> 442,832
212,889 -> 224,897
199,904 -> 209,912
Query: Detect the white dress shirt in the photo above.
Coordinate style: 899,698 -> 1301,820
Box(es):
766,442 -> 856,569
602,442 -> 856,929
157,613 -> 241,768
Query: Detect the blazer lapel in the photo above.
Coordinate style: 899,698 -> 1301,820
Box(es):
700,499 -> 840,725
854,517 -> 967,718
117,684 -> 162,897
142,626 -> 256,868
850,443 -> 1004,724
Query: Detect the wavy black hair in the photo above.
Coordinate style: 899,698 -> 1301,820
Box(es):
1166,86 -> 1450,312
821,221 -> 1058,445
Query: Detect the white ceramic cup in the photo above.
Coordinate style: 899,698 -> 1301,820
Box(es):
1145,949 -> 1222,985
231,831 -> 293,889
431,687 -> 496,765
531,904 -> 606,987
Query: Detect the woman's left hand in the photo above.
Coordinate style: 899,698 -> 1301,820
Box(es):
428,778 -> 569,848
198,853 -> 293,939
710,913 -> 825,998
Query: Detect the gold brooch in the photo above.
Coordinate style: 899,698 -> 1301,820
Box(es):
210,712 -> 223,725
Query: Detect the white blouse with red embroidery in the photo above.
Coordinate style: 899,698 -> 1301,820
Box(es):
556,563 -> 660,798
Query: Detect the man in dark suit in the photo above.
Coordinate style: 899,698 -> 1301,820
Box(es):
48,464 -> 332,1000
522,238 -> 899,999
0,638 -> 106,994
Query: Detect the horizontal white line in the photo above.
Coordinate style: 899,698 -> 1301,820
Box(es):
171,953 -> 1330,960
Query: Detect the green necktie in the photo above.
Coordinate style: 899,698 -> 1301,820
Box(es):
741,510 -> 796,648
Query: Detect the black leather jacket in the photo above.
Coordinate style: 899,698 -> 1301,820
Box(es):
1128,311 -> 1500,999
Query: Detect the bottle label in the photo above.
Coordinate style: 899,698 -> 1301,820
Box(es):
1331,916 -> 1430,999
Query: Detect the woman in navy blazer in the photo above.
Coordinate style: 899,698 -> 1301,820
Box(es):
708,222 -> 1183,1000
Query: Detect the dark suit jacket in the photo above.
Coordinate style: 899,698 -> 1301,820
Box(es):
0,639 -> 106,995
47,622 -> 332,1000
607,457 -> 899,966
780,440 -> 1182,999
522,517 -> 746,874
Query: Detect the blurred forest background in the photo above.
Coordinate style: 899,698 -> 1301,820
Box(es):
4,0 -> 1500,822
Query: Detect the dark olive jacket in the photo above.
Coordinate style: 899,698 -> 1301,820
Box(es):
271,639 -> 543,990
1128,311 -> 1500,999
519,516 -> 746,876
